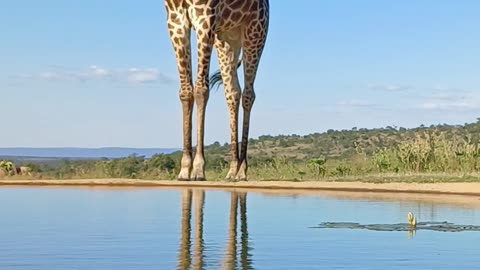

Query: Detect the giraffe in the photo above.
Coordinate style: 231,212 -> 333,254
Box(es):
165,0 -> 270,181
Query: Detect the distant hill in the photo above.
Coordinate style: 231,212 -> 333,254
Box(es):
0,147 -> 179,159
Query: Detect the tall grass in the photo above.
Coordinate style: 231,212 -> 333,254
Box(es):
371,130 -> 480,173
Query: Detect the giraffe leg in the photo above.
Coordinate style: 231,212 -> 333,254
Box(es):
215,37 -> 242,181
178,189 -> 192,269
237,24 -> 268,181
193,189 -> 205,270
222,191 -> 238,268
191,30 -> 214,181
239,192 -> 249,269
178,88 -> 194,181
166,11 -> 194,181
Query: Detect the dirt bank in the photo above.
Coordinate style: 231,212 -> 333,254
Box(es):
2,179 -> 480,197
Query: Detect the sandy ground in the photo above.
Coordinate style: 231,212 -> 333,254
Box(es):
1,178 -> 480,195
2,179 -> 480,208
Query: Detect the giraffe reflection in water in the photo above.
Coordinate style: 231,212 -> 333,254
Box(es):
178,189 -> 252,270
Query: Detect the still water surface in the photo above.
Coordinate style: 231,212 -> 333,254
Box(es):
0,187 -> 479,269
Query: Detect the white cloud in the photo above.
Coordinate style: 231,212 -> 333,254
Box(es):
127,68 -> 162,83
338,99 -> 376,108
38,71 -> 64,81
365,83 -> 480,112
89,65 -> 112,78
420,102 -> 477,111
418,89 -> 480,112
29,65 -> 173,84
368,83 -> 411,92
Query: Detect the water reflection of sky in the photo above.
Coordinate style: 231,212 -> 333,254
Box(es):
0,187 -> 479,269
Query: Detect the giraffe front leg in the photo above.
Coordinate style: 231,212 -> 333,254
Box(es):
224,80 -> 241,181
165,8 -> 194,181
178,90 -> 194,181
191,31 -> 214,181
178,152 -> 193,181
225,90 -> 240,181
191,82 -> 209,181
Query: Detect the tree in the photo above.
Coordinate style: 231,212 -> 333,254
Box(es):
148,154 -> 176,173
0,160 -> 16,176
307,157 -> 327,178
114,155 -> 144,178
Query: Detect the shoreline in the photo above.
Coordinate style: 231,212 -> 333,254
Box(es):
2,179 -> 480,197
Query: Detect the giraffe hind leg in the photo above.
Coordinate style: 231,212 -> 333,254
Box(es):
215,36 -> 242,181
191,28 -> 215,181
236,23 -> 268,181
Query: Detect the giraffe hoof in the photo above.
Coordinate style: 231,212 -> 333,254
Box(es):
177,169 -> 191,181
191,156 -> 206,181
235,172 -> 247,181
235,161 -> 248,181
225,161 -> 239,181
177,177 -> 191,182
225,176 -> 237,182
235,176 -> 247,182
191,168 -> 206,181
191,169 -> 206,181
225,173 -> 237,181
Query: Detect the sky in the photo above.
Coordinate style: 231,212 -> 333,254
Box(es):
1,0 -> 480,148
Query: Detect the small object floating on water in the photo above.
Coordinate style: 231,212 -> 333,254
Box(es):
408,212 -> 414,225
408,212 -> 417,227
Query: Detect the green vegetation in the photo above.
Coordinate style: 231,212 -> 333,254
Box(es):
17,154 -> 178,180
0,161 -> 16,176
4,120 -> 480,182
0,160 -> 33,176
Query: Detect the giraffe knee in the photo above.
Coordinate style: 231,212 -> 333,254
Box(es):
242,89 -> 255,111
194,87 -> 209,104
179,85 -> 194,103
226,90 -> 241,108
193,78 -> 210,101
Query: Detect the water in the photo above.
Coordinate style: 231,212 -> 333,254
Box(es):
0,187 -> 479,269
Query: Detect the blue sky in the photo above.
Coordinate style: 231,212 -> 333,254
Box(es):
1,1 -> 480,148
